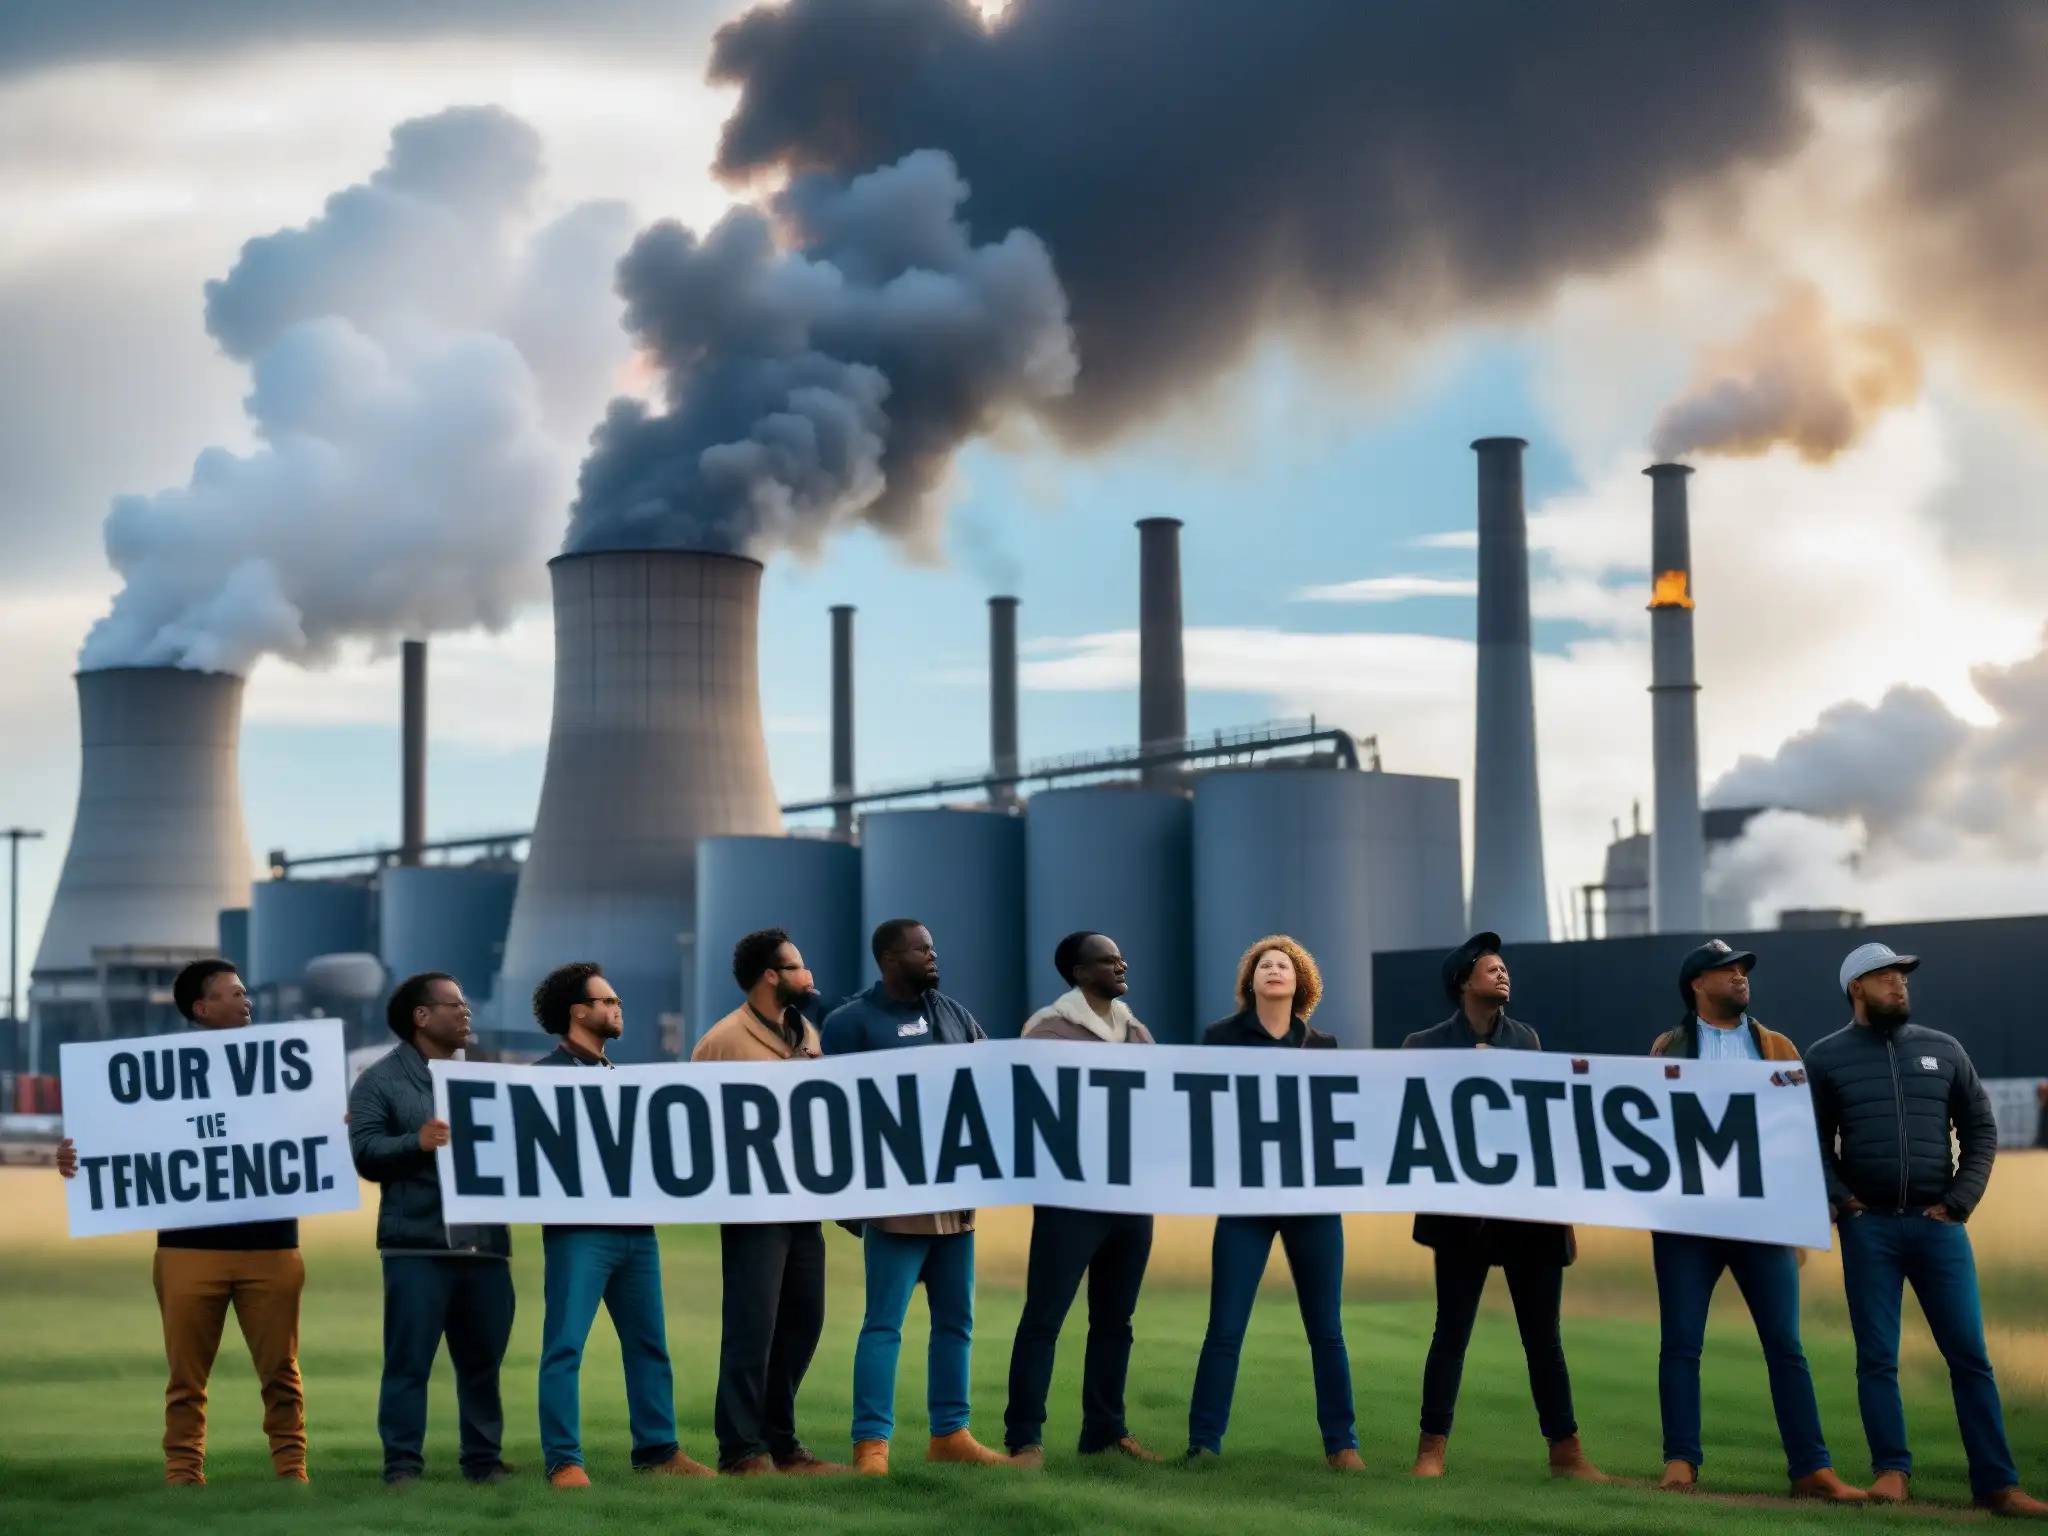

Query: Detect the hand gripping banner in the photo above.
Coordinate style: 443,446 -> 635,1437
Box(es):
432,1043 -> 1833,1248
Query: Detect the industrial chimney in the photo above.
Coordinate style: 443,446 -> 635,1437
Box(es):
33,668 -> 257,980
1646,463 -> 1705,933
400,639 -> 426,866
495,551 -> 783,1059
1469,437 -> 1550,942
1137,517 -> 1185,785
989,595 -> 1019,808
830,604 -> 855,837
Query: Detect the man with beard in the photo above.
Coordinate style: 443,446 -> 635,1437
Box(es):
1807,943 -> 2048,1516
690,929 -> 848,1477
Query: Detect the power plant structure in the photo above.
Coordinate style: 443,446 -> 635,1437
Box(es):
1646,463 -> 1706,933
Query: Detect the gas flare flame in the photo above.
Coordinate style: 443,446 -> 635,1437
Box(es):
1650,570 -> 1695,610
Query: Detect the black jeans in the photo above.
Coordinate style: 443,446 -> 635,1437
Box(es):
1419,1247 -> 1575,1441
715,1221 -> 827,1468
378,1255 -> 515,1478
1003,1207 -> 1154,1452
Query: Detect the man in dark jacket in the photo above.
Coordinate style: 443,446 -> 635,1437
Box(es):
348,972 -> 514,1486
1401,932 -> 1607,1483
1808,943 -> 2048,1516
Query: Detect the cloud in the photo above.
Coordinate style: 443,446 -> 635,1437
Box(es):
1293,575 -> 1476,604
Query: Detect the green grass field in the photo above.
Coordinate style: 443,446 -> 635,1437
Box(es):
4,1166 -> 2046,1534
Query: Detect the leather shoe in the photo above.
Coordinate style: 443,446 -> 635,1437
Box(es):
1095,1436 -> 1163,1463
637,1450 -> 714,1478
1791,1468 -> 1867,1503
1659,1460 -> 1697,1491
1009,1445 -> 1045,1468
1978,1487 -> 2048,1518
464,1463 -> 515,1485
547,1465 -> 591,1489
1547,1434 -> 1616,1483
774,1447 -> 852,1475
1868,1470 -> 1910,1503
1328,1448 -> 1365,1473
721,1455 -> 775,1477
853,1439 -> 890,1476
1412,1432 -> 1447,1478
927,1429 -> 1012,1465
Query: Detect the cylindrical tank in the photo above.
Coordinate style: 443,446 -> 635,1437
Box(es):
217,907 -> 250,976
1024,786 -> 1194,1042
1193,767 -> 1465,1048
693,837 -> 862,1049
379,864 -> 518,1004
249,879 -> 376,990
859,808 -> 1026,1037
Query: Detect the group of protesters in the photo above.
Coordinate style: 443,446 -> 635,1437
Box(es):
51,919 -> 2048,1516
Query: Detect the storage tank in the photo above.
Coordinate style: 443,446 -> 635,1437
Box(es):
1192,768 -> 1464,1047
249,878 -> 376,990
379,864 -> 518,1004
1024,785 -> 1194,1042
693,836 -> 863,1049
217,907 -> 250,977
859,808 -> 1027,1037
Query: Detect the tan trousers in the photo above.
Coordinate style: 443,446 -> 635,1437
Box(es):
152,1247 -> 306,1483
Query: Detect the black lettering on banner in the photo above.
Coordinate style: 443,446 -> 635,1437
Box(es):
226,1042 -> 260,1097
203,1144 -> 228,1201
108,1054 -> 141,1105
1510,1080 -> 1565,1187
859,1076 -> 927,1189
723,1083 -> 790,1196
1309,1075 -> 1364,1188
791,1081 -> 855,1194
80,1156 -> 109,1209
168,1149 -> 201,1202
448,1080 -> 504,1197
511,1084 -> 584,1198
1671,1092 -> 1763,1198
1450,1078 -> 1518,1186
1236,1075 -> 1304,1188
1173,1073 -> 1229,1188
647,1085 -> 714,1198
143,1050 -> 177,1102
1387,1078 -> 1455,1184
263,1039 -> 277,1095
1089,1069 -> 1144,1186
1012,1064 -> 1082,1181
584,1084 -> 642,1197
303,1135 -> 328,1191
231,1142 -> 268,1199
133,1152 -> 166,1207
112,1153 -> 134,1208
269,1138 -> 302,1195
936,1068 -> 1001,1184
279,1036 -> 311,1090
1602,1086 -> 1671,1192
177,1048 -> 211,1101
1570,1082 -> 1607,1189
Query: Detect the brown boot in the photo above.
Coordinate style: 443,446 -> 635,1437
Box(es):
639,1450 -> 715,1478
1412,1432 -> 1448,1478
1009,1445 -> 1045,1469
547,1465 -> 591,1489
1092,1436 -> 1163,1463
1328,1448 -> 1365,1473
1791,1468 -> 1868,1503
1978,1487 -> 2048,1518
1548,1434 -> 1616,1483
774,1447 -> 853,1476
927,1428 -> 1012,1465
853,1439 -> 890,1477
1660,1460 -> 1697,1491
721,1455 -> 776,1477
1868,1470 -> 1910,1503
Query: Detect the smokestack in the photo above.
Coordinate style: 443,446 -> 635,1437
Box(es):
830,605 -> 855,836
1469,437 -> 1550,942
33,668 -> 257,978
1137,517 -> 1185,784
989,596 -> 1019,807
496,551 -> 783,1059
400,639 -> 426,867
1646,462 -> 1705,933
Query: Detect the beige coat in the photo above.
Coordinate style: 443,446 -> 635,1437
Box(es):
691,1003 -> 820,1063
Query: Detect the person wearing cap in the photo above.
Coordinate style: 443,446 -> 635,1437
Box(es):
1646,941 -> 1863,1502
1399,933 -> 1609,1484
1805,942 -> 2047,1516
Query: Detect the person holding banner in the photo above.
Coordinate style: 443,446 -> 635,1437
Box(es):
690,929 -> 847,1477
821,918 -> 1011,1474
1401,932 -> 1609,1484
1003,931 -> 1162,1467
1646,941 -> 1864,1503
349,972 -> 515,1487
1185,935 -> 1361,1472
55,958 -> 308,1486
528,962 -> 714,1488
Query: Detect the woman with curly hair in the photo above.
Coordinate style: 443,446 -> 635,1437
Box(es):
1184,935 -> 1360,1471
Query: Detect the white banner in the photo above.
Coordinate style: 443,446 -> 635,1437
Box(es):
433,1044 -> 1832,1248
60,1021 -> 358,1238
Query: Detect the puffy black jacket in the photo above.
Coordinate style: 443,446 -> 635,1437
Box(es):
347,1041 -> 511,1257
1804,1020 -> 1997,1220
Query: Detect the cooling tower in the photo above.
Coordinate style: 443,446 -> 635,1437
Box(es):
1469,437 -> 1549,942
495,550 -> 783,1059
32,667 -> 257,977
1647,463 -> 1705,933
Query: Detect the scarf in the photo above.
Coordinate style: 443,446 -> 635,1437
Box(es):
1048,986 -> 1137,1044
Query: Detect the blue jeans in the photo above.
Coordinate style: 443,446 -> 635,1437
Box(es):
852,1227 -> 975,1443
538,1228 -> 678,1473
1838,1210 -> 2017,1497
1187,1214 -> 1355,1456
378,1256 -> 514,1478
1652,1233 -> 1829,1478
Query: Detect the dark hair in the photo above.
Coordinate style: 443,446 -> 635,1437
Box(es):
174,959 -> 240,1021
1053,931 -> 1106,986
532,961 -> 604,1035
386,971 -> 457,1042
733,928 -> 793,992
870,917 -> 925,965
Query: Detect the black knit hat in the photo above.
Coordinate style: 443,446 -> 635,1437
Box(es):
1677,938 -> 1756,1007
1441,932 -> 1503,1003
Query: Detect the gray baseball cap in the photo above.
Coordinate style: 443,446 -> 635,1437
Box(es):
1839,941 -> 1920,997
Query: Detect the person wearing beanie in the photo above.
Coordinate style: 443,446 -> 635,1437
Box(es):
1647,941 -> 1863,1502
1400,933 -> 1608,1484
